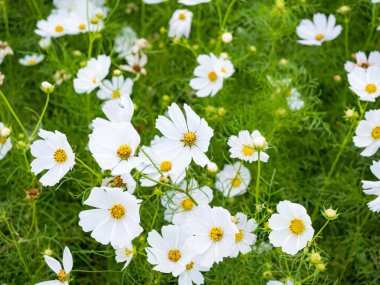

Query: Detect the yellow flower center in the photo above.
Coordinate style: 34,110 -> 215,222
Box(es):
133,64 -> 141,73
0,136 -> 6,144
183,132 -> 196,146
289,218 -> 306,236
181,198 -> 194,211
113,176 -> 125,188
112,89 -> 121,99
54,148 -> 68,163
55,25 -> 64,33
179,13 -> 186,20
28,59 -> 36,65
209,227 -> 223,242
160,161 -> 172,172
365,84 -> 377,94
117,144 -> 132,160
78,23 -> 86,30
235,230 -> 244,242
315,34 -> 324,41
92,76 -> 97,84
110,203 -> 126,219
242,145 -> 254,156
125,248 -> 132,257
231,177 -> 242,188
57,269 -> 69,282
221,67 -> 227,74
168,249 -> 181,262
371,126 -> 380,139
208,71 -> 218,82
186,261 -> 194,271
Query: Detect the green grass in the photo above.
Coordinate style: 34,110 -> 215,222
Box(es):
1,0 -> 380,284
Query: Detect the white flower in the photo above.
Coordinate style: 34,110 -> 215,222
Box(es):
215,162 -> 251,197
348,66 -> 380,102
184,204 -> 238,268
0,41 -> 13,64
219,57 -> 234,78
228,130 -> 269,163
353,109 -> 380,156
19,54 -> 44,66
120,53 -> 148,76
35,13 -> 69,38
0,123 -> 12,160
178,0 -> 211,5
268,200 -> 314,255
101,173 -> 137,194
345,51 -> 380,73
162,179 -> 213,224
97,75 -> 134,101
221,32 -> 233,43
146,225 -> 193,277
267,281 -> 294,285
89,122 -> 143,175
79,187 -> 143,247
54,70 -> 71,85
372,0 -> 380,3
230,212 -> 257,258
362,160 -> 380,212
287,88 -> 304,110
207,162 -> 218,173
169,9 -> 193,38
114,27 -> 138,58
30,130 -> 75,186
190,53 -> 224,97
36,246 -> 73,285
155,103 -> 214,168
178,260 -> 209,285
115,243 -> 134,270
73,55 -> 111,94
296,13 -> 342,46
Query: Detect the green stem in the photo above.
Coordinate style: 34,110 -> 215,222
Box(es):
1,0 -> 10,37
75,157 -> 102,179
364,4 -> 378,50
344,17 -> 349,58
27,201 -> 38,236
309,220 -> 330,245
215,0 -> 238,53
30,92 -> 50,140
87,33 -> 94,60
255,152 -> 261,206
226,160 -> 243,200
31,0 -> 42,18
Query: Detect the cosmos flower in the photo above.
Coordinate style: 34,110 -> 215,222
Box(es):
101,173 -> 137,194
229,212 -> 257,258
114,243 -> 134,270
19,54 -> 44,66
353,109 -> 380,156
215,162 -> 251,197
362,160 -> 380,212
345,51 -> 380,73
120,53 -> 148,76
348,66 -> 380,102
178,260 -> 210,285
169,9 -> 193,38
0,123 -> 12,160
97,75 -> 134,101
0,41 -> 13,64
178,0 -> 212,5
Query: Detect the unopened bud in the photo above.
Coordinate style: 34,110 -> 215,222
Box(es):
40,81 -> 54,94
1,127 -> 11,137
207,162 -> 219,173
221,32 -> 233,44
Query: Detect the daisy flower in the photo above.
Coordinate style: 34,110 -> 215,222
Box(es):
184,204 -> 238,268
348,66 -> 380,102
0,41 -> 13,64
79,187 -> 143,247
162,179 -> 213,224
73,55 -> 111,94
0,123 -> 12,160
19,54 -> 44,66
215,162 -> 251,197
296,13 -> 342,46
178,260 -> 210,285
102,172 -> 137,194
230,212 -> 257,258
353,109 -> 380,156
228,130 -> 269,163
120,53 -> 148,76
219,57 -> 235,78
155,103 -> 214,168
30,130 -> 75,187
169,9 -> 193,39
36,246 -> 73,285
178,0 -> 212,5
362,160 -> 380,212
345,51 -> 380,73
146,224 -> 193,277
190,53 -> 224,97
268,200 -> 314,255
97,75 -> 134,101
89,121 -> 143,175
35,13 -> 69,38
115,243 -> 134,270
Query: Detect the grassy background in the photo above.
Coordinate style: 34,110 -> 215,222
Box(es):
1,0 -> 380,284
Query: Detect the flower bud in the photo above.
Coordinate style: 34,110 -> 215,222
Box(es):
316,263 -> 327,272
39,37 -> 51,49
113,69 -> 122,76
90,16 -> 100,24
207,162 -> 219,173
218,107 -> 226,117
253,136 -> 267,150
220,52 -> 229,60
221,32 -> 233,43
279,58 -> 288,65
310,252 -> 321,264
249,45 -> 257,53
40,81 -> 55,94
333,74 -> 342,82
337,5 -> 350,14
323,207 -> 338,220
73,50 -> 82,57
1,127 -> 11,138
26,188 -> 40,200
43,248 -> 53,256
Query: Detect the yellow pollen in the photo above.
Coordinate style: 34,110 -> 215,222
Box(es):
181,198 -> 194,211
371,126 -> 380,139
54,148 -> 68,163
235,230 -> 244,242
117,144 -> 132,160
113,176 -> 125,188
242,145 -> 254,156
315,34 -> 324,41
221,67 -> 227,74
183,132 -> 196,146
208,71 -> 218,82
231,177 -> 242,188
92,76 -> 97,84
289,218 -> 306,235
110,203 -> 126,219
168,249 -> 181,262
186,261 -> 194,271
57,269 -> 69,282
28,59 -> 36,65
179,13 -> 186,20
55,25 -> 64,33
112,89 -> 121,99
125,248 -> 132,257
160,161 -> 172,172
0,136 -> 6,144
78,23 -> 86,30
209,227 -> 223,242
365,84 -> 377,94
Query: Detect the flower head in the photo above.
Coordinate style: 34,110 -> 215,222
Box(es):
362,160 -> 380,212
348,66 -> 380,102
215,162 -> 251,197
19,54 -> 44,66
228,130 -> 269,162
169,9 -> 193,38
353,109 -> 380,156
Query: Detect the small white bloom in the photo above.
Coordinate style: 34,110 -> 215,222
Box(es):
115,243 -> 134,270
296,13 -> 342,46
0,123 -> 12,160
230,212 -> 257,257
41,81 -> 55,93
267,281 -> 294,285
54,70 -> 71,85
219,57 -> 234,78
102,173 -> 137,194
348,66 -> 380,102
0,41 -> 14,64
215,162 -> 251,197
268,200 -> 314,255
39,37 -> 52,49
73,55 -> 111,94
97,75 -> 134,101
19,54 -> 44,66
79,187 -> 143,247
120,53 -> 148,76
35,12 -> 69,38
228,130 -> 269,162
114,27 -> 138,58
169,9 -> 193,38
345,51 -> 380,73
207,162 -> 218,173
36,246 -> 73,285
144,0 -> 166,3
30,130 -> 75,186
178,260 -> 210,285
362,160 -> 380,212
353,109 -> 380,156
221,32 -> 233,43
178,0 -> 211,5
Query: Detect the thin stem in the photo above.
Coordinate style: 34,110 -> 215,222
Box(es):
75,157 -> 102,179
27,201 -> 38,236
309,220 -> 330,245
226,160 -> 243,200
87,33 -> 94,60
344,17 -> 349,58
364,4 -> 378,50
215,0 -> 238,53
1,0 -> 10,37
255,152 -> 261,206
30,92 -> 50,140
